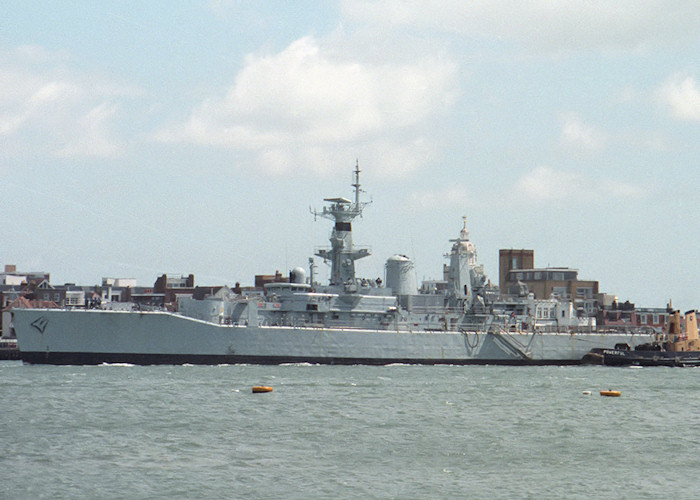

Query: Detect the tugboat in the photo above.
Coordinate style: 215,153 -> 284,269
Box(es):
583,310 -> 700,367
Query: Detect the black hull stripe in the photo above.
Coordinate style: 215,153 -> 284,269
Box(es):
19,352 -> 581,366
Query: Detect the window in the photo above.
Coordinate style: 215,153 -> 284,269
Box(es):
66,295 -> 82,306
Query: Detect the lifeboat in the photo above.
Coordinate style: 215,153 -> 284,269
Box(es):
600,390 -> 621,397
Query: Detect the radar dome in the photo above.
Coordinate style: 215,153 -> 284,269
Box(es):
290,267 -> 307,284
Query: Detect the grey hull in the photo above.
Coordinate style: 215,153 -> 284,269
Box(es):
13,309 -> 654,366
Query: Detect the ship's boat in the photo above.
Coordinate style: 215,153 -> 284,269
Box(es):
12,164 -> 656,365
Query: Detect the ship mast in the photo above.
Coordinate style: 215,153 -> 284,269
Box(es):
352,159 -> 361,208
312,161 -> 371,286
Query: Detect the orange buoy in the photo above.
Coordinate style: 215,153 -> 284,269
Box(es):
252,386 -> 273,393
600,390 -> 621,397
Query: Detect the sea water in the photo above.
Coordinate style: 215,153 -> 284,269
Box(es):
2,362 -> 700,499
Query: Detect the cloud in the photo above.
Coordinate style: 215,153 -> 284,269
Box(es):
513,166 -> 646,202
0,45 -> 134,158
658,74 -> 700,122
407,185 -> 474,210
409,165 -> 647,211
55,102 -> 122,158
560,114 -> 605,150
341,1 -> 700,52
155,36 -> 457,176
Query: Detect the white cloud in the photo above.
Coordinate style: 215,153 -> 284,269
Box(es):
342,1 -> 700,52
658,74 -> 700,122
516,167 -> 580,201
513,166 -> 646,202
55,103 -> 122,158
156,36 -> 457,176
407,185 -> 474,210
560,114 -> 605,150
407,165 -> 646,210
0,46 -> 134,158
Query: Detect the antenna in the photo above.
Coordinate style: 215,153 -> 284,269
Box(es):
353,159 -> 361,208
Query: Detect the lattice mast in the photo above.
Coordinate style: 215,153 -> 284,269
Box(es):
313,161 -> 371,285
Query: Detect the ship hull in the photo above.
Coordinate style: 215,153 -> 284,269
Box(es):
13,309 -> 655,366
17,352 -> 569,366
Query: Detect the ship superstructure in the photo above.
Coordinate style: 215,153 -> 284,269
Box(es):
313,162 -> 371,288
12,164 -> 655,365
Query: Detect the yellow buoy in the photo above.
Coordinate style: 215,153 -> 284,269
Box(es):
252,386 -> 273,393
600,390 -> 621,397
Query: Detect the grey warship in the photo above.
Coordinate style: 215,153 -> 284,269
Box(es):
12,164 -> 654,365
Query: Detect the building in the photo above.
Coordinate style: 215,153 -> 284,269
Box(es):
498,250 -> 534,292
153,274 -> 195,308
634,307 -> 670,331
34,284 -> 87,308
499,249 -> 599,315
99,277 -> 137,303
0,264 -> 50,287
597,300 -> 671,333
192,286 -> 237,301
128,287 -> 165,309
254,271 -> 289,290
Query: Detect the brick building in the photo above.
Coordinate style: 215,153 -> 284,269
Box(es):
499,249 -> 599,315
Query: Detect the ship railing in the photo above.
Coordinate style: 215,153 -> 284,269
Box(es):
533,324 -> 594,334
593,325 -> 659,336
502,324 -> 658,336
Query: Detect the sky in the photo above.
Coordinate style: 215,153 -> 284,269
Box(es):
1,1 -> 698,310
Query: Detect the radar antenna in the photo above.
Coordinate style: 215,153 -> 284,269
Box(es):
353,159 -> 361,208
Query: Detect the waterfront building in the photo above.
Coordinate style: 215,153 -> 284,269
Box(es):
499,249 -> 599,316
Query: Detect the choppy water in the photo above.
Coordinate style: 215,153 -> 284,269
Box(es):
2,362 -> 700,499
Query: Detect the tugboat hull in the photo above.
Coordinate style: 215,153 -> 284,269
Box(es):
585,348 -> 700,367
